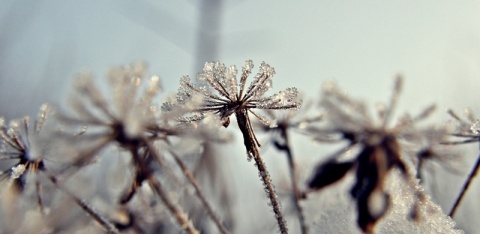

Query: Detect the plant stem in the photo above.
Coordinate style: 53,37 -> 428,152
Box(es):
131,144 -> 200,234
151,143 -> 230,234
147,175 -> 199,234
235,110 -> 288,234
449,153 -> 480,217
43,171 -> 120,234
275,127 -> 308,234
35,180 -> 46,215
252,149 -> 288,234
415,159 -> 424,184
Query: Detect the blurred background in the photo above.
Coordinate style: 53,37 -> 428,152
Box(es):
1,1 -> 480,233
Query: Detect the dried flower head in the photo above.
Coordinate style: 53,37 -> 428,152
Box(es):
0,105 -> 117,233
58,62 -> 161,152
444,108 -> 480,217
447,108 -> 480,144
166,60 -> 302,234
307,76 -> 445,233
59,63 -> 202,233
165,60 -> 302,158
0,104 -> 50,194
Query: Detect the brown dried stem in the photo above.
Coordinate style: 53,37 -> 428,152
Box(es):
236,110 -> 288,234
149,142 -> 230,234
129,144 -> 200,234
146,175 -> 199,234
43,171 -> 120,234
449,152 -> 480,217
274,127 -> 308,234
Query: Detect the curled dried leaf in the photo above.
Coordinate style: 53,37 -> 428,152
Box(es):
307,160 -> 354,190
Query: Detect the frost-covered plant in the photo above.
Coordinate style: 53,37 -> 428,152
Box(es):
165,60 -> 302,234
56,62 -> 232,234
445,109 -> 480,217
0,104 -> 49,196
255,101 -> 322,234
0,104 -> 119,233
306,76 -> 449,233
0,60 -> 468,234
0,105 -> 52,233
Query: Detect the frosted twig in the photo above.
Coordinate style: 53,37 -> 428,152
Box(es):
42,170 -> 119,234
129,144 -> 199,234
448,151 -> 480,217
236,110 -> 288,234
166,60 -> 302,233
164,147 -> 230,234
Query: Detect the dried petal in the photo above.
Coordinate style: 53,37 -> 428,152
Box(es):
308,160 -> 354,190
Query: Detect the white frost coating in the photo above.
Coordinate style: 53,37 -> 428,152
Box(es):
145,76 -> 162,100
243,60 -> 254,73
250,110 -> 275,127
125,114 -> 142,138
11,164 -> 26,179
308,171 -> 463,234
245,62 -> 275,100
36,103 -> 49,132
376,170 -> 463,234
225,65 -> 238,100
255,87 -> 302,110
166,60 -> 302,126
9,120 -> 19,131
470,119 -> 480,135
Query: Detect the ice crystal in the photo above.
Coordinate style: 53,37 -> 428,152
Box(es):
10,164 -> 26,179
470,119 -> 480,135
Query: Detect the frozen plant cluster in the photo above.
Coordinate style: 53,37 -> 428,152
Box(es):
0,60 -> 471,234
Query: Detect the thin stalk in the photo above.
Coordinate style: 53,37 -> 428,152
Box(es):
35,180 -> 46,215
416,159 -> 424,184
170,149 -> 230,234
449,153 -> 480,217
235,110 -> 288,234
133,144 -> 199,234
147,175 -> 199,234
150,143 -> 230,234
43,171 -> 119,234
192,142 -> 235,230
275,128 -> 308,234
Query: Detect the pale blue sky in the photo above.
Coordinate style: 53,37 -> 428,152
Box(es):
1,1 -> 479,117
